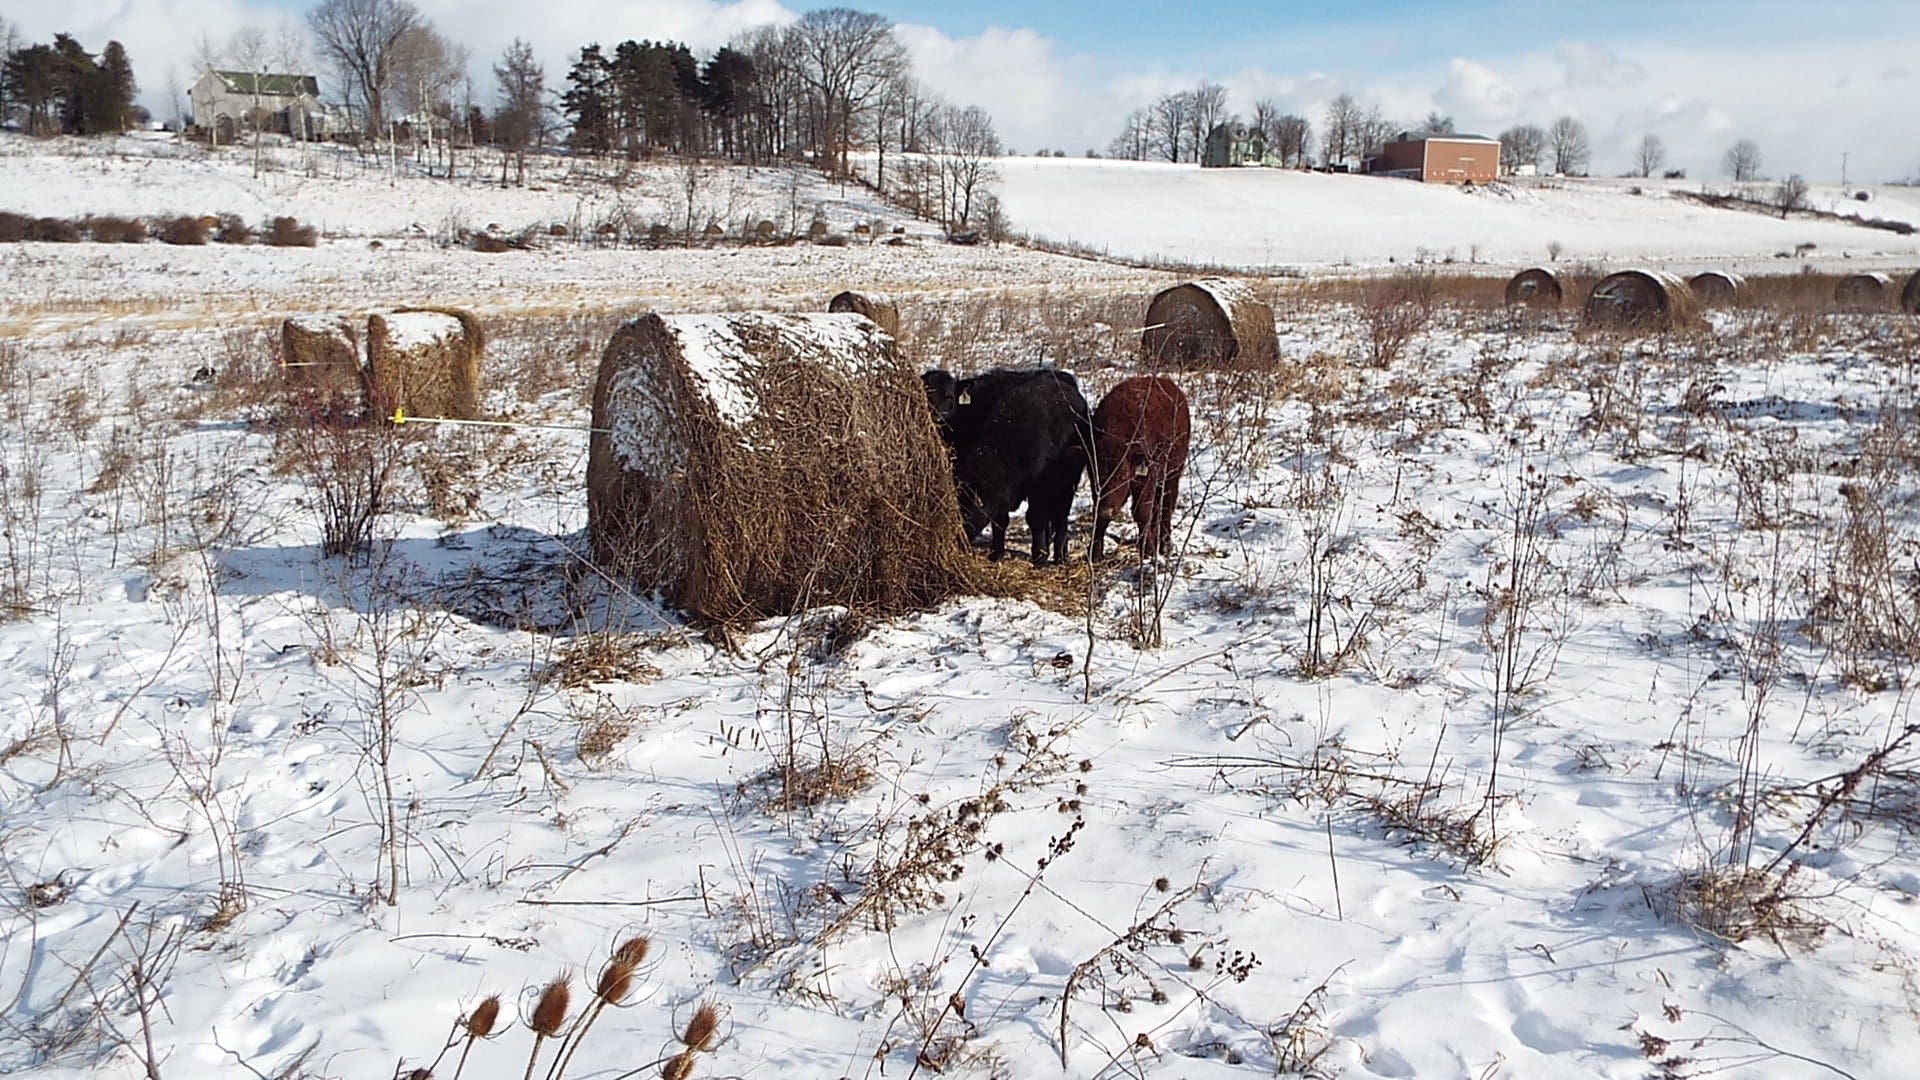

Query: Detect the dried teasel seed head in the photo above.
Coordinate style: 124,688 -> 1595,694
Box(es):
531,975 -> 572,1037
595,959 -> 636,1005
1154,876 -> 1171,893
680,1001 -> 721,1052
465,994 -> 503,1039
662,1050 -> 696,1080
613,934 -> 651,967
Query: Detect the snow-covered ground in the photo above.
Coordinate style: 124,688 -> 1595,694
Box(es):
993,155 -> 1920,271
5,137 -> 1920,1080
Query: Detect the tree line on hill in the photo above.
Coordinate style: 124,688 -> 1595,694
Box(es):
0,23 -> 142,136
1101,81 -> 1800,186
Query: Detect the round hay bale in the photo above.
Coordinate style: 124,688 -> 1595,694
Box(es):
1904,270 -> 1920,316
1836,272 -> 1893,310
587,312 -> 973,623
1504,267 -> 1563,307
826,291 -> 901,339
1141,279 -> 1278,369
1583,270 -> 1701,333
280,314 -> 366,401
1688,270 -> 1745,307
366,307 -> 484,420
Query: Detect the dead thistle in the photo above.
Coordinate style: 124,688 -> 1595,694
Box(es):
523,974 -> 572,1080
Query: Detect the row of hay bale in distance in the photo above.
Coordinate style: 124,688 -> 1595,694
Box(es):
281,309 -> 484,418
587,286 -> 1214,623
1508,266 -> 1920,325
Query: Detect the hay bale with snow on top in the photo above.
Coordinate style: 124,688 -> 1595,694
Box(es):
1835,273 -> 1892,310
1583,270 -> 1701,334
1504,267 -> 1563,307
1141,279 -> 1278,369
366,307 -> 484,420
1688,271 -> 1745,307
827,290 -> 901,339
587,312 -> 973,623
280,314 -> 366,402
1903,270 -> 1920,316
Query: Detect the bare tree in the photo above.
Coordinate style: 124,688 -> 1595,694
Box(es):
931,103 -> 1001,232
1499,123 -> 1545,173
790,7 -> 907,177
1271,114 -> 1311,167
226,28 -> 272,175
307,0 -> 421,135
1771,173 -> 1809,217
1150,90 -> 1192,163
1107,107 -> 1153,161
492,37 -> 544,185
1355,106 -> 1393,158
1250,97 -> 1282,143
1547,115 -> 1590,175
1723,138 -> 1763,182
1633,133 -> 1666,178
1321,93 -> 1360,168
1184,81 -> 1228,162
1421,110 -> 1454,134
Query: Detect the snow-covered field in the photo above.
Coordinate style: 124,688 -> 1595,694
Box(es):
5,136 -> 1920,1080
994,155 -> 1920,272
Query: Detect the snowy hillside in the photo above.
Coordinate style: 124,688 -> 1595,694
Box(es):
994,155 -> 1920,271
5,135 -> 1920,1080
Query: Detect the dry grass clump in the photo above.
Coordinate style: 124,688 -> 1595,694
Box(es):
264,215 -> 318,247
541,632 -> 664,689
1142,278 -> 1279,369
1356,269 -> 1435,367
30,217 -> 81,243
157,215 -> 209,245
1660,867 -> 1824,948
367,307 -> 485,421
85,215 -> 146,243
587,311 -> 976,624
0,212 -> 28,242
216,213 -> 253,244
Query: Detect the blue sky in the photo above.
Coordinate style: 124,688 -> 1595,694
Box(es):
14,0 -> 1918,181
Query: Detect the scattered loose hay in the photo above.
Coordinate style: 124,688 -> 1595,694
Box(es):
1504,267 -> 1563,307
280,314 -> 367,403
586,311 -> 975,623
827,290 -> 902,338
1901,269 -> 1920,316
366,307 -> 484,420
1583,269 -> 1701,333
1687,270 -> 1745,306
1141,278 -> 1279,369
1834,272 -> 1892,310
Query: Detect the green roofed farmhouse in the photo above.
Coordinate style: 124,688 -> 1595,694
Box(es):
188,68 -> 342,143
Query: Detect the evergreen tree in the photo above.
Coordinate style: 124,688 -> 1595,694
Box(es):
562,43 -> 612,154
700,47 -> 756,158
3,44 -> 61,134
52,34 -> 96,134
96,41 -> 137,133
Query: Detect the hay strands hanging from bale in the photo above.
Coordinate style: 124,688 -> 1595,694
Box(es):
587,312 -> 975,624
1834,272 -> 1893,311
366,306 -> 485,421
1504,267 -> 1563,307
279,314 -> 368,403
1687,270 -> 1745,307
1583,269 -> 1701,334
1141,278 -> 1278,369
826,290 -> 901,338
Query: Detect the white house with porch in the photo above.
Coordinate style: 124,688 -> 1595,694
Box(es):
188,69 -> 344,142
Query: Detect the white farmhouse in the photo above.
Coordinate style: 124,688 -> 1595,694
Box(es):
188,69 -> 342,142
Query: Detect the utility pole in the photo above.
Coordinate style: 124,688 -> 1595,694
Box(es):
1842,151 -> 1849,188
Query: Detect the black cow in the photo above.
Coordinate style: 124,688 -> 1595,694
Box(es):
921,367 -> 1091,565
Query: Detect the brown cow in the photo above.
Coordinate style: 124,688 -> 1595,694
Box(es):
1090,376 -> 1191,560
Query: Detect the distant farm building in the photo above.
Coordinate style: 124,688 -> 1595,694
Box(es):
189,69 -> 342,142
1202,123 -> 1277,169
1365,131 -> 1500,183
